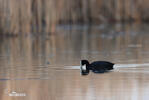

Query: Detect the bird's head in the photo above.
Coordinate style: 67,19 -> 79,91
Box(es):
80,60 -> 90,75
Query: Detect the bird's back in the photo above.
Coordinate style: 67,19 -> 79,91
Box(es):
90,61 -> 114,73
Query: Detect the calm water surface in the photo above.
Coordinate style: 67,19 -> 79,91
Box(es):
0,24 -> 149,100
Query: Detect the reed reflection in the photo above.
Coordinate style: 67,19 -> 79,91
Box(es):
0,24 -> 149,100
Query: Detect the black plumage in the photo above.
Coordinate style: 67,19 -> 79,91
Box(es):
80,60 -> 114,75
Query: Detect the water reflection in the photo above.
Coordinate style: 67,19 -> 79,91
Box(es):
0,24 -> 149,100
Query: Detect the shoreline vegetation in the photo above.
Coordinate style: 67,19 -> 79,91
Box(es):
0,0 -> 149,35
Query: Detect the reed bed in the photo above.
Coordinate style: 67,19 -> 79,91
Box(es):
0,0 -> 149,35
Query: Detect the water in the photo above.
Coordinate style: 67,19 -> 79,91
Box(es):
0,24 -> 149,100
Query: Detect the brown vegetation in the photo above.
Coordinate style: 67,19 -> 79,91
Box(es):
0,0 -> 149,35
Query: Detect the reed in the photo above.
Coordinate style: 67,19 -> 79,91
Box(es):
0,0 -> 149,35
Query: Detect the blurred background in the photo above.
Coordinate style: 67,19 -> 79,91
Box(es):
0,0 -> 149,35
1,0 -> 149,100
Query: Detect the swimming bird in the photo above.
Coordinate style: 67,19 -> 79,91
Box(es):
80,60 -> 114,75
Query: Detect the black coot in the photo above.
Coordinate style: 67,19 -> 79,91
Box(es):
80,60 -> 114,75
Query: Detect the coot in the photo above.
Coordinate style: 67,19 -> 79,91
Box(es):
80,60 -> 114,75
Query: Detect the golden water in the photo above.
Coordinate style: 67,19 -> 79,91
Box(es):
0,24 -> 149,100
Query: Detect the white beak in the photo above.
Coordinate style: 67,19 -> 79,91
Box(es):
82,65 -> 86,71
80,61 -> 86,72
80,60 -> 86,72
